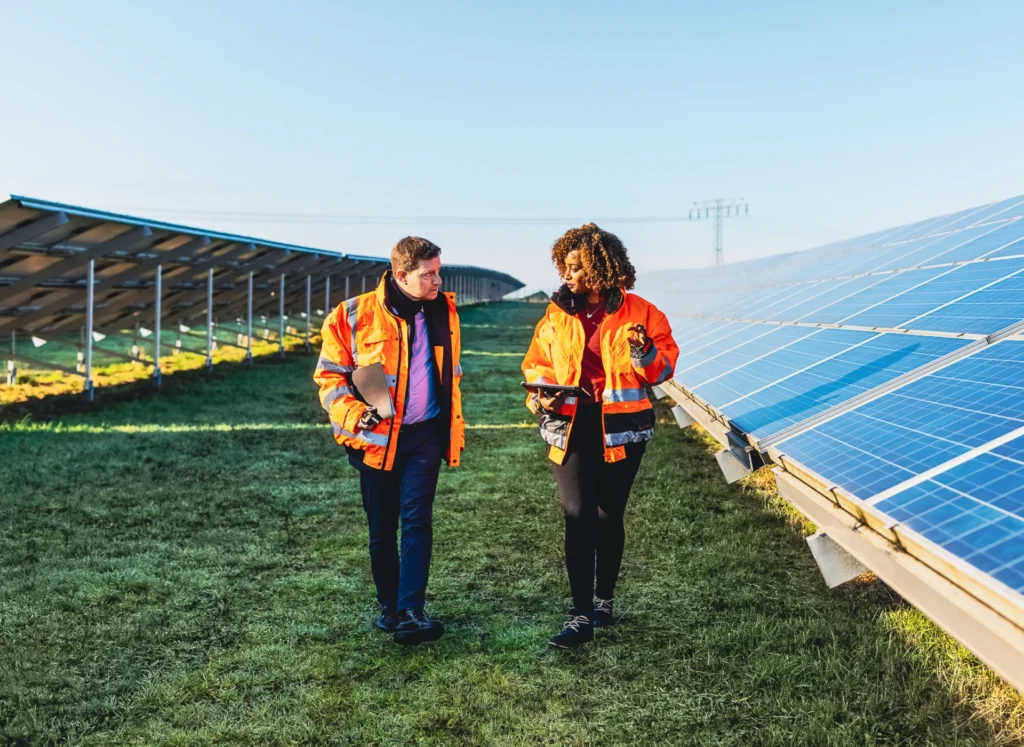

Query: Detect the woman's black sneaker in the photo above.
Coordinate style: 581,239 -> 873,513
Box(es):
593,597 -> 615,628
375,605 -> 399,633
392,608 -> 445,645
549,615 -> 594,649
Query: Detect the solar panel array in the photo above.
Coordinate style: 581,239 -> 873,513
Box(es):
643,194 -> 1024,635
0,196 -> 523,338
0,196 -> 523,390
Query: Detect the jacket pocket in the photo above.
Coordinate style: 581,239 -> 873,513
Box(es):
538,410 -> 571,449
357,332 -> 395,367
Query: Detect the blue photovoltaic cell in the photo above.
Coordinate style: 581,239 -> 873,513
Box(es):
799,266 -> 949,325
874,444 -> 1024,594
909,263 -> 1024,335
839,257 -> 1024,332
943,196 -> 1024,231
778,341 -> 1024,500
777,275 -> 886,322
675,325 -> 818,391
673,323 -> 770,373
724,285 -> 805,319
754,281 -> 841,319
924,220 -> 1024,265
722,333 -> 970,439
871,223 -> 1005,271
671,319 -> 732,348
693,329 -> 867,406
831,236 -> 947,278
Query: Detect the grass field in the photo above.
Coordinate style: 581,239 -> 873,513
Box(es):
1,301 -> 1022,745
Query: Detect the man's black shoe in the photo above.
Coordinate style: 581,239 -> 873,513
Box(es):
593,597 -> 615,628
549,614 -> 594,649
392,608 -> 445,645
375,605 -> 399,633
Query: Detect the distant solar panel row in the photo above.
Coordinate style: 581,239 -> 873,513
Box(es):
0,196 -> 522,339
643,194 -> 1024,631
0,195 -> 524,396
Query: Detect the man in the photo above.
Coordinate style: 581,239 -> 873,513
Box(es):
314,237 -> 465,645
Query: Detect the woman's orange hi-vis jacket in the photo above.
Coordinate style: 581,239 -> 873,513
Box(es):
521,287 -> 679,465
314,272 -> 465,471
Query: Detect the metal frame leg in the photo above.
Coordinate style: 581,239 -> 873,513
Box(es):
279,273 -> 286,359
305,274 -> 312,353
84,259 -> 95,401
7,330 -> 16,385
205,268 -> 214,372
246,271 -> 253,365
154,264 -> 162,386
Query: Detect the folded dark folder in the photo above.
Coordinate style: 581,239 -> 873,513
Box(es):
352,363 -> 395,420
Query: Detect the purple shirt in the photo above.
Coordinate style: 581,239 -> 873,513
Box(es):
403,309 -> 440,424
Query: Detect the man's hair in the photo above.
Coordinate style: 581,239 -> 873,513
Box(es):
391,236 -> 442,273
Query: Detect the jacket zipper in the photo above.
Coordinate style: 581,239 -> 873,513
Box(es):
382,319 -> 405,469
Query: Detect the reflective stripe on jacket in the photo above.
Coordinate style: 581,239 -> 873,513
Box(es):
314,272 -> 465,471
521,288 -> 678,465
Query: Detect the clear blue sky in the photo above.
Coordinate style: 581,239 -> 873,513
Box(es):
3,1 -> 1023,292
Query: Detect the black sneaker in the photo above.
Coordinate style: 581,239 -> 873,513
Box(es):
593,597 -> 615,628
549,614 -> 594,649
375,605 -> 399,633
392,608 -> 445,646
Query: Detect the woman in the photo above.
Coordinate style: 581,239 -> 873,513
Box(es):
522,223 -> 679,649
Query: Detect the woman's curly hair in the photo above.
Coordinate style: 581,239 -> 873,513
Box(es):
551,223 -> 636,291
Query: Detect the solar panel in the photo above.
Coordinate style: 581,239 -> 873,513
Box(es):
874,447 -> 1024,594
645,195 -> 1024,688
721,333 -> 971,439
776,341 -> 1024,497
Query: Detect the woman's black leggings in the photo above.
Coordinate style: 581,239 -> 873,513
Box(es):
550,403 -> 646,615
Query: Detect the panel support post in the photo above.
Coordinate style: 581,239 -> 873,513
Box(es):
361,275 -> 367,294
279,273 -> 286,359
245,271 -> 253,365
154,265 -> 162,386
205,267 -> 214,372
7,330 -> 16,385
345,275 -> 350,301
305,274 -> 312,353
84,259 -> 95,401
806,532 -> 869,588
324,276 -> 331,314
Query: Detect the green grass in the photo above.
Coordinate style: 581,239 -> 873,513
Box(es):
1,301 -> 1021,745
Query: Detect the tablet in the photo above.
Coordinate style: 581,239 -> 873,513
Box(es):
520,381 -> 588,398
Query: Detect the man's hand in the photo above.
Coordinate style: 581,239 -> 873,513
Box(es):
627,323 -> 653,358
537,390 -> 568,413
357,405 -> 384,431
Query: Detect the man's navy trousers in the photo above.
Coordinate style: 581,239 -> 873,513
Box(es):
351,417 -> 442,612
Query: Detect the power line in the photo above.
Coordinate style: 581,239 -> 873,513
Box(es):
103,207 -> 738,227
102,204 -> 834,245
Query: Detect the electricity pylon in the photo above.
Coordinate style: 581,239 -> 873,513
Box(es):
689,198 -> 749,266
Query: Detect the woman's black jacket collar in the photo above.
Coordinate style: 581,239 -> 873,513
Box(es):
550,285 -> 624,316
